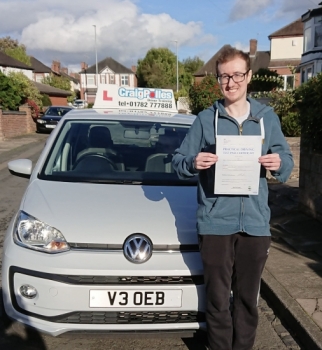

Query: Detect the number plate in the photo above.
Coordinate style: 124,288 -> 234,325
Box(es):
89,289 -> 182,308
45,124 -> 56,128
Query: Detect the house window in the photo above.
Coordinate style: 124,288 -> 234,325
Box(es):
304,27 -> 312,52
121,75 -> 129,86
36,74 -> 43,83
301,69 -> 305,83
87,75 -> 95,85
314,24 -> 322,47
283,75 -> 295,90
109,74 -> 115,84
101,75 -> 106,84
307,67 -> 312,80
313,16 -> 322,48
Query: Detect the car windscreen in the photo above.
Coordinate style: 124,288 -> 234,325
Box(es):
45,107 -> 71,116
38,119 -> 197,186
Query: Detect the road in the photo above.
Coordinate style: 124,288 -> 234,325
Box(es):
0,133 -> 304,349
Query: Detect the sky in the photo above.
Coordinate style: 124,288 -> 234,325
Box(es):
0,0 -> 319,73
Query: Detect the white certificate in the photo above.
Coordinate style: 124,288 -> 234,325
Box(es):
214,135 -> 262,195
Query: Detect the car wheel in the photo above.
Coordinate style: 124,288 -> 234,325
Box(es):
0,289 -> 11,328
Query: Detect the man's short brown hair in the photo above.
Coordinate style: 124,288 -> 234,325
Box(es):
216,47 -> 251,75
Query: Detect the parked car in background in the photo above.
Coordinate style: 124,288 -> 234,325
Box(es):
36,106 -> 73,133
72,99 -> 88,109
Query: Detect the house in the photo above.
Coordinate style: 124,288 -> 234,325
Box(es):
33,81 -> 72,106
193,40 -> 270,83
0,52 -> 72,106
51,60 -> 80,94
0,51 -> 33,79
298,3 -> 322,83
79,57 -> 137,103
268,19 -> 304,89
30,56 -> 52,83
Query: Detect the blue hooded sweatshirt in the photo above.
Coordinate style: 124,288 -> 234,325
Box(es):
172,97 -> 294,236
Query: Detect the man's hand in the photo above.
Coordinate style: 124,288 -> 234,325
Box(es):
259,153 -> 281,171
194,152 -> 218,170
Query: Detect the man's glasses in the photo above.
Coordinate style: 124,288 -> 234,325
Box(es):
217,70 -> 250,85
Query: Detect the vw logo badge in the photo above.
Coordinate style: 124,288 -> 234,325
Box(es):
123,234 -> 153,264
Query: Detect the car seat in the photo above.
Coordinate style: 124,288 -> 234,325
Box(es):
75,126 -> 124,170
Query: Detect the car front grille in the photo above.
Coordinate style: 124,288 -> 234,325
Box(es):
57,311 -> 205,324
65,275 -> 204,285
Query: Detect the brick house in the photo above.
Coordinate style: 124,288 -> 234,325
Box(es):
79,57 -> 137,103
268,19 -> 304,89
193,40 -> 270,83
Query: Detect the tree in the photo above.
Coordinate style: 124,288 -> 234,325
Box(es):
0,36 -> 31,66
189,75 -> 223,115
0,72 -> 22,110
137,48 -> 177,89
42,74 -> 71,91
182,56 -> 204,74
8,71 -> 43,117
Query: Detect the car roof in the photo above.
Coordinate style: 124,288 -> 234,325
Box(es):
47,105 -> 73,108
65,108 -> 196,125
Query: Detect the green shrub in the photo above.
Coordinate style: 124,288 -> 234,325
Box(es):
41,94 -> 52,107
249,68 -> 283,92
267,89 -> 300,137
188,75 -> 223,115
296,72 -> 322,152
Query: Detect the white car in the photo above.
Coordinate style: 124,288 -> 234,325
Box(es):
72,99 -> 88,109
1,85 -> 205,337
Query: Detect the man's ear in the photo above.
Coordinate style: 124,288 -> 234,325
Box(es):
247,70 -> 253,84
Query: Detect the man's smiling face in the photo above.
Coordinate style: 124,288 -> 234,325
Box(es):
217,57 -> 252,105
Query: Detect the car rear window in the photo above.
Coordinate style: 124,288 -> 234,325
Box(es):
39,119 -> 196,186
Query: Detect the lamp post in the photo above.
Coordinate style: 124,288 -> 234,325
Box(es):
93,25 -> 98,87
173,40 -> 179,92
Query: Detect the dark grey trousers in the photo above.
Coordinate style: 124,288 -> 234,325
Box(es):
199,233 -> 271,350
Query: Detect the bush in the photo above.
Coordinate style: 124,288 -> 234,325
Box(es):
0,71 -> 22,110
41,94 -> 52,107
267,89 -> 300,137
296,72 -> 322,152
249,69 -> 283,92
188,75 -> 223,115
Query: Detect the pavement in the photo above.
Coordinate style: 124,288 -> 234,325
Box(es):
1,133 -> 322,349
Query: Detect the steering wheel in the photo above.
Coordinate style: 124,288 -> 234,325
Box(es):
73,153 -> 118,171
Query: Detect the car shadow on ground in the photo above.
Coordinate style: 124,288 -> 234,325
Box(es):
0,287 -> 47,350
182,331 -> 208,349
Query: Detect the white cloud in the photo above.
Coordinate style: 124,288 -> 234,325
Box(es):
0,0 -> 217,70
229,0 -> 274,21
234,41 -> 250,52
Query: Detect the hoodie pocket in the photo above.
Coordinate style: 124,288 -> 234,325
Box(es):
204,196 -> 240,223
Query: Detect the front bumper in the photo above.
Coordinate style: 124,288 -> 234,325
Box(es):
2,241 -> 206,336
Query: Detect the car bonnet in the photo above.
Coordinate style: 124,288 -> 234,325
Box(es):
21,180 -> 198,245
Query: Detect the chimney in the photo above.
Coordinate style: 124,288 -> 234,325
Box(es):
249,39 -> 257,57
81,62 -> 88,71
131,65 -> 137,73
51,60 -> 61,73
61,67 -> 68,75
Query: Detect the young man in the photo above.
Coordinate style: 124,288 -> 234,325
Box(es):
172,47 -> 294,350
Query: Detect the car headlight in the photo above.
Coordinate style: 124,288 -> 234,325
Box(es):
37,119 -> 46,124
14,211 -> 70,254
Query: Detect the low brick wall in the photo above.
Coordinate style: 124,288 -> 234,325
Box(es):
286,137 -> 300,179
0,105 -> 36,139
299,151 -> 322,222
